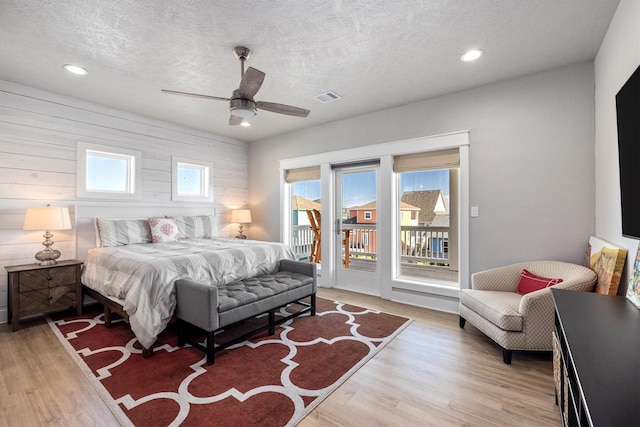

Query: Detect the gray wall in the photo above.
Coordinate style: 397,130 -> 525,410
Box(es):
249,62 -> 596,275
594,0 -> 640,292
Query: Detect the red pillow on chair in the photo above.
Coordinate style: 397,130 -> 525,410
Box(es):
517,269 -> 563,295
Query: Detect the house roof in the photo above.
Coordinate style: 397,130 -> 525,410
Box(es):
401,190 -> 446,225
292,195 -> 321,211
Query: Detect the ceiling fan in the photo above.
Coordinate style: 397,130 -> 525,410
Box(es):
161,46 -> 310,126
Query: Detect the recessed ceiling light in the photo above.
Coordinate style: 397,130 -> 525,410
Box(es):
240,121 -> 251,127
461,49 -> 483,62
63,64 -> 88,75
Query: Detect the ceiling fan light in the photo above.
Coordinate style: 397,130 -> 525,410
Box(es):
240,120 -> 251,127
231,107 -> 256,118
229,98 -> 257,117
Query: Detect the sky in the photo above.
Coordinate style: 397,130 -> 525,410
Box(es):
293,169 -> 450,208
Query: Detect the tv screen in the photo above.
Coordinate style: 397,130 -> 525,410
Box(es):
616,64 -> 640,240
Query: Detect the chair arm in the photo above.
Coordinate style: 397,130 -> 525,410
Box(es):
175,279 -> 219,331
471,262 -> 528,292
518,288 -> 556,349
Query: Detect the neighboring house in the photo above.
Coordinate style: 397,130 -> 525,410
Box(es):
400,190 -> 448,226
291,195 -> 321,226
400,190 -> 450,259
343,201 -> 421,254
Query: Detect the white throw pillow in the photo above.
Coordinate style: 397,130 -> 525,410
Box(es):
148,217 -> 181,243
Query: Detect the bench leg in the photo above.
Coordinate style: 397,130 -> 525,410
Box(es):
268,310 -> 275,335
177,320 -> 186,347
206,331 -> 215,365
142,347 -> 153,358
310,294 -> 316,316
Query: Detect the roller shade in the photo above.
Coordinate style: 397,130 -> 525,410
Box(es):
393,148 -> 459,172
284,166 -> 321,183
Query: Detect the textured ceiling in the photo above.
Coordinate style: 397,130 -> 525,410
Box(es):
0,0 -> 621,142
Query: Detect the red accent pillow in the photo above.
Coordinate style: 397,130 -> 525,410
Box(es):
517,269 -> 563,295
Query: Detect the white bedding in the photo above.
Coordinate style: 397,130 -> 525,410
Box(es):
82,238 -> 296,349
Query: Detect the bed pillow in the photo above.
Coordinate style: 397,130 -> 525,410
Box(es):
174,215 -> 215,239
517,269 -> 563,295
149,217 -> 182,243
96,218 -> 152,247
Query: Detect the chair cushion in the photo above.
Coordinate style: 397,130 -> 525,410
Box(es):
517,269 -> 563,295
460,289 -> 523,331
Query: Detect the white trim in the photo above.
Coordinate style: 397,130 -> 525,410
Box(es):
171,156 -> 214,202
77,141 -> 142,200
280,130 -> 470,301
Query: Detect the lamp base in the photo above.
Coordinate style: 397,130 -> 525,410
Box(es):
35,230 -> 61,265
34,248 -> 61,266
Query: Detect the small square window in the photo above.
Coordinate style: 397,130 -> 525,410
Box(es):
364,211 -> 372,220
172,157 -> 213,202
77,142 -> 141,200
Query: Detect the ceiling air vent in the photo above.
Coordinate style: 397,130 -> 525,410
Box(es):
313,91 -> 341,103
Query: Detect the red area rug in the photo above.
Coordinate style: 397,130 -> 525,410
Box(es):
48,297 -> 411,426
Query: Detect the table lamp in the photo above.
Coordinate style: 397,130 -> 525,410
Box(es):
231,209 -> 252,239
23,205 -> 72,265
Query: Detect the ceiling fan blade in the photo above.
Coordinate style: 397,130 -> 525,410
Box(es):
238,67 -> 265,99
256,101 -> 310,117
229,115 -> 244,126
161,89 -> 229,102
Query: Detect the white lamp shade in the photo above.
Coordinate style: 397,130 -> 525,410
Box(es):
23,206 -> 72,231
231,209 -> 252,224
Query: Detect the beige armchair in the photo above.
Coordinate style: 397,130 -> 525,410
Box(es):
459,260 -> 596,364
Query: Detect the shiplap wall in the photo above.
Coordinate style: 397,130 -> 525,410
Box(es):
0,80 -> 249,323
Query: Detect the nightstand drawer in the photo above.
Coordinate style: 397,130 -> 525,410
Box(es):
20,265 -> 77,291
19,284 -> 77,315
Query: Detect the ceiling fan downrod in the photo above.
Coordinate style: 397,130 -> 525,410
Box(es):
233,46 -> 251,76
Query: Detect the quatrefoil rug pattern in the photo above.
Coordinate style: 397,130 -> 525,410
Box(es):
48,297 -> 411,427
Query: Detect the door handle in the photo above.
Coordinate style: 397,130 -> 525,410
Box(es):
336,219 -> 341,235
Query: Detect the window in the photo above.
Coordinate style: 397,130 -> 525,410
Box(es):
77,141 -> 142,200
364,211 -> 372,220
285,166 -> 321,262
172,157 -> 213,202
394,148 -> 460,284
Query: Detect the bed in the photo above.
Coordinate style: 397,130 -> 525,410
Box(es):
80,215 -> 296,351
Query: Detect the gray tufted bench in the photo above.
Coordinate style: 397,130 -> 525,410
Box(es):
175,259 -> 316,365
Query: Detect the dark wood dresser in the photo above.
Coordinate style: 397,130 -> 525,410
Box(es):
5,259 -> 83,331
552,288 -> 640,426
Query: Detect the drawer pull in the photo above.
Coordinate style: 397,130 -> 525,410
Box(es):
48,296 -> 52,300
47,277 -> 52,281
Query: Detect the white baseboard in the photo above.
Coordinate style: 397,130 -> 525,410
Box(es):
0,308 -> 7,324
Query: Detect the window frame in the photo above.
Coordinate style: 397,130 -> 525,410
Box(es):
77,141 -> 142,200
171,156 -> 214,202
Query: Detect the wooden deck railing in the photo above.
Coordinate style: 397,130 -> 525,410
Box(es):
292,224 -> 449,266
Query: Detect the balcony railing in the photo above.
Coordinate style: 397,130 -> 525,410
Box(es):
291,224 -> 449,265
399,225 -> 449,266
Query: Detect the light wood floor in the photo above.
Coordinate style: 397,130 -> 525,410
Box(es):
0,288 -> 561,426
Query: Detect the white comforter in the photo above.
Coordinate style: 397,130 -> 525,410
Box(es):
82,238 -> 296,349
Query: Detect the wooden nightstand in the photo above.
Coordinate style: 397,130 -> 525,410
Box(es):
5,259 -> 83,331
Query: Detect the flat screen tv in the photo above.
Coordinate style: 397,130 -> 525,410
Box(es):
616,64 -> 640,240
